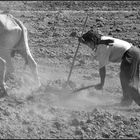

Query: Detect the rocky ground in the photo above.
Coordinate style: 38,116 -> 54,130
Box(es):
0,1 -> 140,139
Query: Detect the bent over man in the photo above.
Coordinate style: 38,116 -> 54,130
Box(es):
78,29 -> 140,106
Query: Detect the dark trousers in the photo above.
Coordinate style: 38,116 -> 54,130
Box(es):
120,46 -> 140,106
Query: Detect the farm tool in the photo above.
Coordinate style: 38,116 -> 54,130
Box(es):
64,14 -> 88,89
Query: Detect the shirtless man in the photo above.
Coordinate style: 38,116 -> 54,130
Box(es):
78,29 -> 140,106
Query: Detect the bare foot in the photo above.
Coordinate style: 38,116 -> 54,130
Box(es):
94,83 -> 103,90
120,98 -> 133,107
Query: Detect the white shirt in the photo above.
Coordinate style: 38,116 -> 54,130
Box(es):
95,36 -> 132,68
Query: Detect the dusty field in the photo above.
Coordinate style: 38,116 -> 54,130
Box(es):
0,1 -> 140,139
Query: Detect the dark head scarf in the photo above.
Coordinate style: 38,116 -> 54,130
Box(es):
82,29 -> 103,45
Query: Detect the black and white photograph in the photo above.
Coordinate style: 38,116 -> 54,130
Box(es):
0,1 -> 139,139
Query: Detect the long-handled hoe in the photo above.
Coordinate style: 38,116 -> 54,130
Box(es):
64,15 -> 88,89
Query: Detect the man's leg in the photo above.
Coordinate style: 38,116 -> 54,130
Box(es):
123,46 -> 140,106
128,60 -> 140,106
120,60 -> 133,106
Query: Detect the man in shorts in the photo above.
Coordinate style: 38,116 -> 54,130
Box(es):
78,29 -> 140,106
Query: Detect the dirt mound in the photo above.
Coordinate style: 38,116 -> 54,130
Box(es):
0,89 -> 139,139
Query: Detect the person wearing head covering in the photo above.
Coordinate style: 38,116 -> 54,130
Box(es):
78,29 -> 140,106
